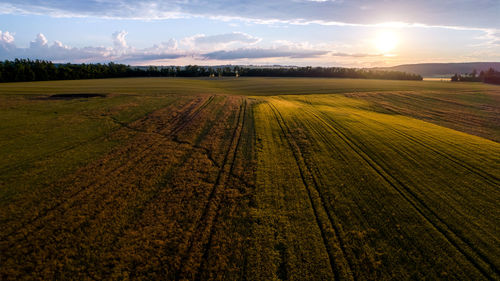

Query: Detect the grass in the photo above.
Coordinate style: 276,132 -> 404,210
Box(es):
0,77 -> 497,96
0,77 -> 499,280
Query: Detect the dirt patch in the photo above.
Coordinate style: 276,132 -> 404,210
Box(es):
48,93 -> 107,99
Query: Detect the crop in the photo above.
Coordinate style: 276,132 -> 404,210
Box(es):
0,78 -> 498,280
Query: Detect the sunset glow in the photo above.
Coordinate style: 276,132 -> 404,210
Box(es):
0,1 -> 498,66
375,31 -> 398,54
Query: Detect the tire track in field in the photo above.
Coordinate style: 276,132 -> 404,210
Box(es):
92,96 -> 234,279
392,124 -> 499,185
1,97 -> 205,235
169,95 -> 215,136
0,95 -> 190,176
360,99 -> 499,167
0,128 -> 119,176
194,99 -> 247,281
349,92 -> 500,142
110,95 -> 213,137
1,96 -> 219,276
1,132 -> 155,241
306,107 -> 499,281
0,137 -> 168,258
1,137 -> 194,275
268,102 -> 354,281
0,96 -> 214,243
344,110 -> 499,186
175,98 -> 246,281
307,97 -> 499,198
406,127 -> 498,162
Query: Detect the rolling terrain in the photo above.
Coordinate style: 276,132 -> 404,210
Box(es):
374,62 -> 500,77
0,77 -> 499,280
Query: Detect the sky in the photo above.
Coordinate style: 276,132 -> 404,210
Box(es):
0,0 -> 499,67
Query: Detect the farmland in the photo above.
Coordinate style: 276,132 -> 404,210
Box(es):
0,77 -> 499,280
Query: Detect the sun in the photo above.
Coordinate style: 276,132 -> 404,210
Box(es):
374,31 -> 398,54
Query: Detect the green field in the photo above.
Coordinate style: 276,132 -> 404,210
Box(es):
0,77 -> 499,280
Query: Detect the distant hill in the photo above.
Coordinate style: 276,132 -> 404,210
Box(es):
373,62 -> 500,77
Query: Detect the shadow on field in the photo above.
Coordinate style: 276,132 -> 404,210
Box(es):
48,93 -> 107,99
30,93 -> 108,100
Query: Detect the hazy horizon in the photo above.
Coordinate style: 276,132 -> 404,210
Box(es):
0,0 -> 499,67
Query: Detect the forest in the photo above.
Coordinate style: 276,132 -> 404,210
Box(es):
0,59 -> 423,83
451,68 -> 500,84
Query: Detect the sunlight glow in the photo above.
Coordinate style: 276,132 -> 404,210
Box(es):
374,31 -> 398,54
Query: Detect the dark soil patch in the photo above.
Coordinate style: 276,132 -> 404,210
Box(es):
49,93 -> 107,99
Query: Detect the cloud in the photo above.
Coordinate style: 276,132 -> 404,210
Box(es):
119,53 -> 186,61
0,30 -> 283,64
201,47 -> 381,60
0,30 -> 14,44
0,30 -> 187,63
1,0 -> 497,52
143,39 -> 179,53
0,29 -> 414,65
30,33 -> 48,48
181,32 -> 261,51
1,27 -> 495,66
0,30 -> 15,52
202,48 -> 328,60
484,30 -> 500,46
194,32 -> 260,45
330,52 -> 382,57
0,0 -> 498,30
112,30 -> 128,49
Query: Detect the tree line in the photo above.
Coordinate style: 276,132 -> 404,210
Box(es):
0,58 -> 423,83
451,68 -> 500,84
235,66 -> 423,80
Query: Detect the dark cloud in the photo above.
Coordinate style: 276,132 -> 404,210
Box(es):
202,48 -> 328,60
119,53 -> 186,62
193,32 -> 260,46
331,52 -> 382,57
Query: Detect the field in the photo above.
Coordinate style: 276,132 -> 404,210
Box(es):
0,77 -> 499,280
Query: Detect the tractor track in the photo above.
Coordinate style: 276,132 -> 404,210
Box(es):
307,107 -> 499,281
99,95 -> 237,279
344,109 -> 499,186
268,102 -> 355,281
0,96 -> 214,245
0,95 -> 194,176
194,99 -> 248,281
175,98 -> 246,281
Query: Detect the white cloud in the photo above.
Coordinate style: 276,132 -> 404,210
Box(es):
484,30 -> 500,46
112,30 -> 128,50
0,29 -> 332,64
0,0 -> 498,55
0,30 -> 16,53
0,0 -> 498,30
143,39 -> 178,53
1,28 -> 495,66
0,30 -> 14,44
0,31 -> 114,62
0,30 -> 216,64
30,33 -> 48,48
